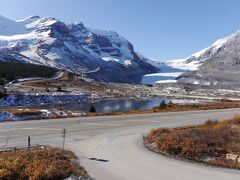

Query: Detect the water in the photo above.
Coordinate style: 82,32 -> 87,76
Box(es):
30,98 -> 211,113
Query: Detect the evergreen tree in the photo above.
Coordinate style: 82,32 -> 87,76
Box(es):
159,100 -> 167,109
89,106 -> 96,113
168,100 -> 174,107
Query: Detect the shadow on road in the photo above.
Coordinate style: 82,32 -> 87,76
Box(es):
88,157 -> 109,162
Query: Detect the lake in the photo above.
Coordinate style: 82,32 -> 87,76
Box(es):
30,97 -> 212,113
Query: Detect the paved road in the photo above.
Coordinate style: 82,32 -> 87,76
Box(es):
0,109 -> 240,180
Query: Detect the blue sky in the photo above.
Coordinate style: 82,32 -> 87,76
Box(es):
1,0 -> 240,61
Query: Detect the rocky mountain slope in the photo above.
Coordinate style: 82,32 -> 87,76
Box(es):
142,30 -> 240,87
0,15 -> 158,83
177,31 -> 240,87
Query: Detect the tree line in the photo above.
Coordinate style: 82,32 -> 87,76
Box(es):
0,61 -> 58,84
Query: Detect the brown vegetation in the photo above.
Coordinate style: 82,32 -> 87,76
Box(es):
11,109 -> 43,116
0,146 -> 89,180
152,100 -> 240,112
144,115 -> 240,170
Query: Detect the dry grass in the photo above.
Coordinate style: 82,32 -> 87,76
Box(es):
152,100 -> 240,112
11,109 -> 43,116
0,146 -> 89,180
144,115 -> 240,170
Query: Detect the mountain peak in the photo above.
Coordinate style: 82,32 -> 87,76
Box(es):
16,15 -> 40,22
178,29 -> 240,87
0,14 -> 28,36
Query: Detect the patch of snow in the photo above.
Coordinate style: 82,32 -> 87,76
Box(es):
0,29 -> 51,48
55,111 -> 68,117
88,28 -> 118,37
70,112 -> 83,116
40,109 -> 51,114
193,80 -> 211,86
16,15 -> 41,29
193,81 -> 200,85
170,99 -> 202,104
0,32 -> 36,44
124,60 -> 132,66
25,19 -> 43,29
14,77 -> 44,83
36,18 -> 57,28
46,47 -> 63,60
0,112 -> 12,121
102,57 -> 120,62
155,80 -> 177,84
165,59 -> 199,71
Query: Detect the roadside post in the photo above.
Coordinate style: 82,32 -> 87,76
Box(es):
62,129 -> 67,150
28,136 -> 31,149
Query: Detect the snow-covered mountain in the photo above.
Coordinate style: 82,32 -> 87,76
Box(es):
178,31 -> 240,87
0,15 -> 158,83
142,30 -> 240,86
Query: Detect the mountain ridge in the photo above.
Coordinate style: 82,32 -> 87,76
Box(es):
177,30 -> 240,87
0,15 -> 158,83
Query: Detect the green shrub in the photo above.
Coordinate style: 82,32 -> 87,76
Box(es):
0,78 -> 7,85
192,104 -> 199,108
159,100 -> 167,109
168,100 -> 174,107
89,106 -> 96,113
0,88 -> 7,99
57,86 -> 62,92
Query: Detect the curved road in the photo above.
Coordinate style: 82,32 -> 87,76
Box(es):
0,109 -> 240,179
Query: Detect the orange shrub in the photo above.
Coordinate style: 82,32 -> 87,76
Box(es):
0,147 -> 87,180
144,118 -> 240,169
